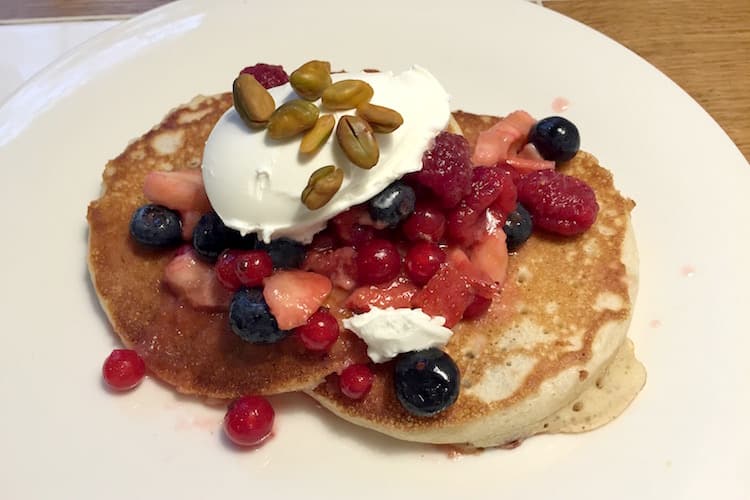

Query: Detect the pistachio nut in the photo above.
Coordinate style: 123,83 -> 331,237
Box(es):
232,74 -> 276,128
356,102 -> 404,133
301,165 -> 344,210
267,99 -> 320,140
300,114 -> 335,154
290,60 -> 332,101
336,115 -> 379,169
321,79 -> 374,111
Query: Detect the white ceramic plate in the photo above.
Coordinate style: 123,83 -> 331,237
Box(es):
1,1 -> 748,498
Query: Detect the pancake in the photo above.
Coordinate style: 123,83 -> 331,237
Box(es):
306,111 -> 645,448
87,94 -> 368,399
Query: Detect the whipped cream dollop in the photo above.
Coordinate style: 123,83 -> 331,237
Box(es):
343,307 -> 453,363
202,66 -> 451,243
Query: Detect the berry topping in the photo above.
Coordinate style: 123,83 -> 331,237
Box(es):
368,181 -> 416,227
303,246 -> 358,290
223,395 -> 275,447
405,241 -> 446,286
469,231 -> 509,284
142,169 -> 211,213
229,288 -> 290,344
295,309 -> 340,353
528,116 -> 580,163
345,277 -> 419,313
102,349 -> 146,391
355,239 -> 401,285
214,249 -> 243,291
503,203 -> 533,251
239,63 -> 289,89
394,348 -> 459,417
257,237 -> 306,269
192,212 -> 242,262
339,364 -> 374,400
235,250 -> 274,287
164,249 -> 233,310
263,270 -> 333,330
463,295 -> 492,319
402,201 -> 446,243
130,204 -> 182,248
330,205 -> 376,246
516,169 -> 598,236
412,132 -> 472,208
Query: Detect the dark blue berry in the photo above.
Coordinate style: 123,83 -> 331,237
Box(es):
229,288 -> 289,344
503,203 -> 533,251
529,116 -> 580,163
368,181 -> 416,227
192,212 -> 242,262
257,237 -> 305,268
394,348 -> 460,417
129,204 -> 182,248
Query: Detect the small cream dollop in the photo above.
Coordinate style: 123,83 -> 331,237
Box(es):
202,66 -> 451,243
342,307 -> 453,363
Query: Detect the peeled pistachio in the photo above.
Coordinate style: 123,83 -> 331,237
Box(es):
356,102 -> 404,133
267,99 -> 320,140
321,79 -> 374,111
290,60 -> 332,101
232,74 -> 276,128
336,115 -> 379,169
300,114 -> 335,154
301,165 -> 344,210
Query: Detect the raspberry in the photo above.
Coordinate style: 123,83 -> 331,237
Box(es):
239,63 -> 289,89
413,132 -> 472,208
516,169 -> 598,235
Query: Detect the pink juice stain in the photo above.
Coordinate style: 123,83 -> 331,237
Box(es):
552,97 -> 570,113
649,319 -> 662,329
680,265 -> 696,277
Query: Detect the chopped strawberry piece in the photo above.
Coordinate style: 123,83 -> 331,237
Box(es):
446,248 -> 496,299
330,205 -> 379,245
143,169 -> 212,213
446,204 -> 486,246
163,249 -> 232,311
302,247 -> 358,291
263,270 -> 332,330
345,276 -> 419,313
412,264 -> 474,327
469,231 -> 509,284
180,210 -> 203,241
505,156 -> 555,175
471,110 -> 536,167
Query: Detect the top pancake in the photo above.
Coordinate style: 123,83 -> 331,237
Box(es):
307,111 -> 642,448
87,94 -> 368,399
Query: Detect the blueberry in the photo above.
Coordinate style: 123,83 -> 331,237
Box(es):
503,203 -> 533,251
129,204 -> 182,248
257,237 -> 305,268
529,116 -> 580,163
192,212 -> 242,262
229,288 -> 290,344
368,181 -> 416,227
394,348 -> 460,417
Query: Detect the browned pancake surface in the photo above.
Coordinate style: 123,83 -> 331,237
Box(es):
310,111 -> 637,440
87,94 -> 367,399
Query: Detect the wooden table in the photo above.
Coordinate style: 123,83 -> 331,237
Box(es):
2,0 -> 748,161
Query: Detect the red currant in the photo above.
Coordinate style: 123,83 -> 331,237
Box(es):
402,202 -> 446,242
405,241 -> 446,286
236,250 -> 273,287
295,309 -> 340,352
339,364 -> 374,400
215,249 -> 243,291
223,395 -> 275,447
355,239 -> 401,285
102,349 -> 146,391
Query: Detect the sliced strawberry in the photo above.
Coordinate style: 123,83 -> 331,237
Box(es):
345,276 -> 419,313
505,156 -> 555,175
471,110 -> 536,167
302,247 -> 358,291
412,263 -> 474,327
263,270 -> 332,330
330,205 -> 379,245
180,210 -> 203,241
446,248 -> 496,299
143,169 -> 212,213
163,249 -> 232,311
469,231 -> 509,284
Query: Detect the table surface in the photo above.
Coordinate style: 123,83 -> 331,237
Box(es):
1,0 -> 748,160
